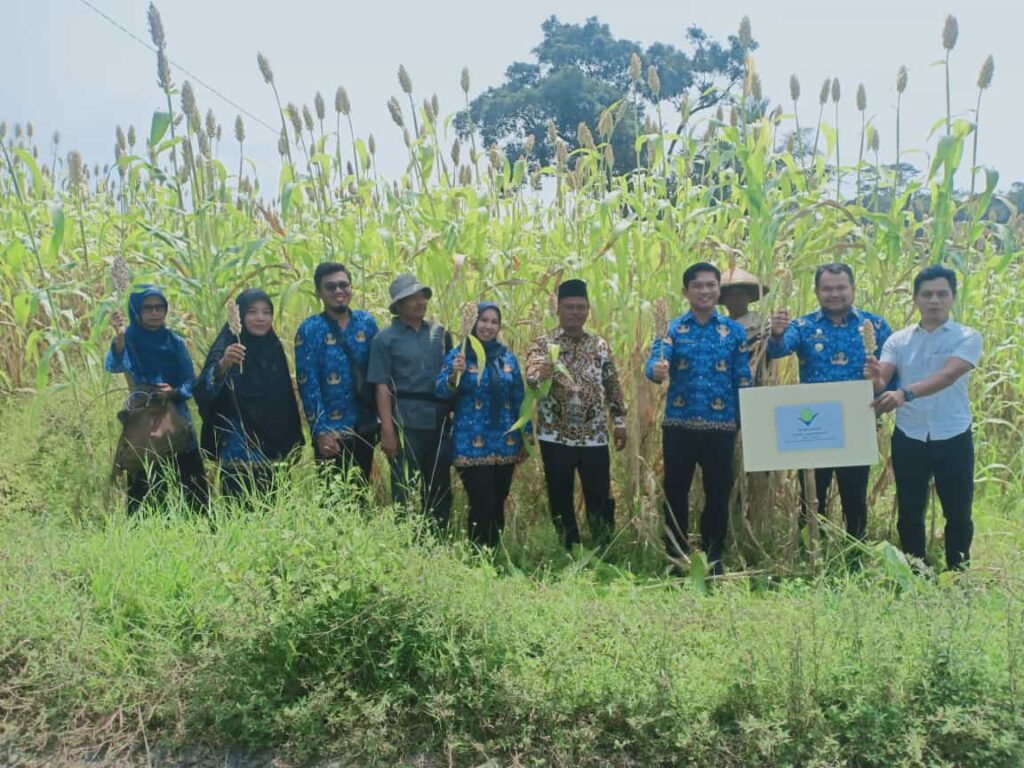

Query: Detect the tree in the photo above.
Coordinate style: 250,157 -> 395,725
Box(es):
457,16 -> 752,174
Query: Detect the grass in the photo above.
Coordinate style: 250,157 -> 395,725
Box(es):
1,389 -> 1023,767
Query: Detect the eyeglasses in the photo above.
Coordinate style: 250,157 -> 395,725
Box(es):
139,304 -> 167,314
322,280 -> 351,293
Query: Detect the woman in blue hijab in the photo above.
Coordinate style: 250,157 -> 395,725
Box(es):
107,286 -> 208,512
435,302 -> 529,547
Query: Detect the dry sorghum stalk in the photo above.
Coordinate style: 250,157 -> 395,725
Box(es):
110,255 -> 131,297
860,319 -> 877,357
738,16 -> 752,49
398,65 -> 413,94
978,55 -> 994,89
942,15 -> 958,51
459,301 -> 478,339
387,97 -> 404,128
226,300 -> 243,372
335,86 -> 351,115
629,52 -> 642,83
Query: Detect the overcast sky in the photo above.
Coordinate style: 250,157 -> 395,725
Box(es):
5,0 -> 1022,193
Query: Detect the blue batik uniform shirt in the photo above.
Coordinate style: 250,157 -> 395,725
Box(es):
644,310 -> 753,431
435,347 -> 529,466
766,306 -> 893,384
196,367 -> 267,464
295,310 -> 379,436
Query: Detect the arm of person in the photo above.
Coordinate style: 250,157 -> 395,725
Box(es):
872,356 -> 975,414
644,334 -> 670,383
170,341 -> 197,401
867,330 -> 901,394
105,342 -> 130,374
295,326 -> 329,436
375,383 -> 397,457
368,335 -> 399,457
873,317 -> 899,391
732,329 -> 753,389
435,348 -> 460,399
765,318 -> 799,360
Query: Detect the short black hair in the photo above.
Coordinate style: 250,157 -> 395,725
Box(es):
913,264 -> 957,296
814,262 -> 855,288
683,262 -> 721,289
314,262 -> 350,290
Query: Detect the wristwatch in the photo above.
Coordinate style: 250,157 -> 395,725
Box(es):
900,386 -> 916,402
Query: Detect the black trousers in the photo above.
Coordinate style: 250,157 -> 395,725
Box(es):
126,447 -> 209,513
315,431 -> 376,486
798,464 -> 870,539
539,441 -> 615,549
456,463 -> 516,548
389,427 -> 452,531
892,427 -> 974,569
662,428 -> 736,561
220,462 -> 275,500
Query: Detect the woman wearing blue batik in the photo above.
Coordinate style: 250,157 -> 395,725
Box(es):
295,263 -> 380,484
107,286 -> 209,512
436,302 -> 528,547
196,289 -> 303,500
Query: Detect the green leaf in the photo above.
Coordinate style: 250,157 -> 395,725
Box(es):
281,181 -> 306,221
48,203 -> 65,262
150,111 -> 172,147
689,552 -> 709,596
354,138 -> 370,173
466,334 -> 486,384
13,292 -> 33,326
14,149 -> 44,198
875,542 -> 913,591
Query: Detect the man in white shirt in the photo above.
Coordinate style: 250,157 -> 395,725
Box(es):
866,265 -> 982,569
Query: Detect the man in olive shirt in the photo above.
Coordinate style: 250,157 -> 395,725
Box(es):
367,274 -> 453,529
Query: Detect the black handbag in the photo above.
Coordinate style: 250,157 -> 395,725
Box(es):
113,389 -> 194,474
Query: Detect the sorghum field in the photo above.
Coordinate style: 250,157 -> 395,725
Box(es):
1,8 -> 1022,767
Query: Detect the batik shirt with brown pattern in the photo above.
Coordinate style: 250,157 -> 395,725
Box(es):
525,328 -> 627,447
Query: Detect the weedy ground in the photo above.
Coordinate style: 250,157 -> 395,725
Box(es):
1,389 -> 1022,768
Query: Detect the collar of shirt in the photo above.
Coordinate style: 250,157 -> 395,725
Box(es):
552,327 -> 591,343
679,309 -> 725,326
391,317 -> 432,332
812,307 -> 863,327
912,318 -> 957,335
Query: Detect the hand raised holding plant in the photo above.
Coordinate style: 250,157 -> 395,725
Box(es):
111,309 -> 127,353
652,358 -> 670,383
535,356 -> 553,381
771,309 -> 791,338
111,309 -> 126,338
218,343 -> 246,376
448,351 -> 466,388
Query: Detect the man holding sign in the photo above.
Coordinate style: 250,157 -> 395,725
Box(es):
767,263 -> 893,539
866,265 -> 981,569
647,263 -> 752,574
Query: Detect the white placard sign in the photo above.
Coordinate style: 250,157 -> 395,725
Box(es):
739,380 -> 879,471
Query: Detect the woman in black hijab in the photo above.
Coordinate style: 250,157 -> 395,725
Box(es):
196,289 -> 303,499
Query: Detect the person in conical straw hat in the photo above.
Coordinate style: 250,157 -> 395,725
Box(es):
718,266 -> 768,340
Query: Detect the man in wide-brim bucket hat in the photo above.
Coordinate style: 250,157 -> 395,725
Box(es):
369,272 -> 453,531
388,273 -> 433,314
